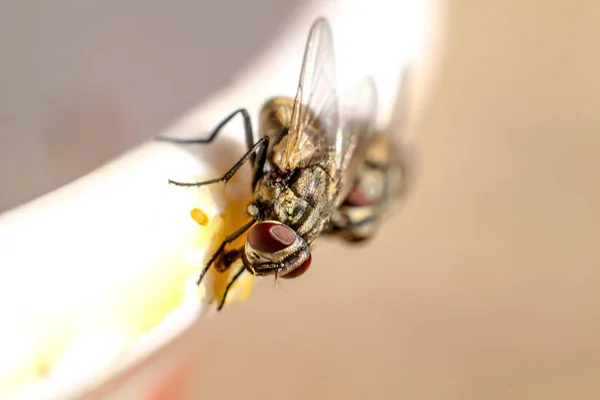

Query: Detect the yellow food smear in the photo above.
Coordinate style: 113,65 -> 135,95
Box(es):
190,207 -> 209,226
198,196 -> 255,307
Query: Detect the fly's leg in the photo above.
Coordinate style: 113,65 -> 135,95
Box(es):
168,136 -> 269,187
215,247 -> 243,273
217,265 -> 246,311
251,132 -> 268,189
156,108 -> 258,165
196,219 -> 255,286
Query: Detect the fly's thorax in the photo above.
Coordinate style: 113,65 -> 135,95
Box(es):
242,221 -> 311,278
252,164 -> 336,245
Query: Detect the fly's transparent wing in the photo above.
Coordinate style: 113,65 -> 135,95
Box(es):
279,17 -> 339,174
388,66 -> 412,140
336,76 -> 378,205
387,65 -> 415,196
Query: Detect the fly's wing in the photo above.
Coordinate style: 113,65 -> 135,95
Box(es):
387,65 -> 415,196
280,17 -> 339,174
388,66 -> 412,140
335,76 -> 378,205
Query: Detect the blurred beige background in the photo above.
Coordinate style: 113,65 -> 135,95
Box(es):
3,0 -> 600,399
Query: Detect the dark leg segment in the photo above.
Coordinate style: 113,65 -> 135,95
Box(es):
196,218 -> 256,286
169,136 -> 269,187
252,134 -> 269,189
156,108 -> 257,164
217,265 -> 246,311
217,247 -> 243,272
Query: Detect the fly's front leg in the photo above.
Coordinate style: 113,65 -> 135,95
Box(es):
217,265 -> 247,311
251,132 -> 269,189
215,247 -> 243,273
196,219 -> 256,286
214,246 -> 246,311
168,136 -> 269,187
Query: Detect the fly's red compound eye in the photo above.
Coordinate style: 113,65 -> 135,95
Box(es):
343,186 -> 372,207
247,222 -> 311,278
281,253 -> 311,279
248,222 -> 297,252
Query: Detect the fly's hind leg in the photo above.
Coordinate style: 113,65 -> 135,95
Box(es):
156,108 -> 257,164
168,136 -> 269,187
157,108 -> 267,187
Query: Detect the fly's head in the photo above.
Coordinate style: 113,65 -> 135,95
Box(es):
242,219 -> 312,279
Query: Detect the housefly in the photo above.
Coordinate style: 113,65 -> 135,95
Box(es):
327,74 -> 411,242
157,18 -> 363,310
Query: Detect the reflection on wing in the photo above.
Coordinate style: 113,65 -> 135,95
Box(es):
336,76 -> 378,205
280,17 -> 339,173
